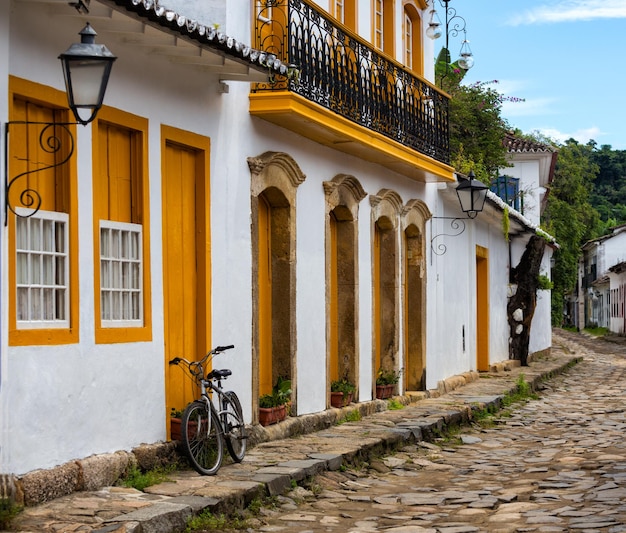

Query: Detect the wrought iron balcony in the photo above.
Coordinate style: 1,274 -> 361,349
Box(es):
251,0 -> 451,173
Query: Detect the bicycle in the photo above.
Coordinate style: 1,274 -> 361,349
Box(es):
169,345 -> 247,475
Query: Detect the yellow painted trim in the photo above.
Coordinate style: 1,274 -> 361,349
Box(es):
329,212 -> 339,382
8,76 -> 80,346
249,91 -> 454,183
373,225 -> 381,372
92,106 -> 152,344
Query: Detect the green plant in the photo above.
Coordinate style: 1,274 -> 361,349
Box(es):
502,206 -> 510,242
584,326 -> 609,336
376,368 -> 400,385
387,398 -> 404,410
259,377 -> 292,408
0,498 -> 22,530
502,374 -> 538,406
336,410 -> 361,424
330,378 -> 356,395
170,407 -> 184,418
537,274 -> 553,290
119,464 -> 175,492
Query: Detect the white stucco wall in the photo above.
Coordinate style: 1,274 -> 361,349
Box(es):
506,160 -> 542,226
530,247 -> 554,354
602,232 -> 626,274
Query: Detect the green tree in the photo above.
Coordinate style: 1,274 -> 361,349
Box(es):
542,139 -> 601,325
589,143 -> 626,229
446,80 -> 511,181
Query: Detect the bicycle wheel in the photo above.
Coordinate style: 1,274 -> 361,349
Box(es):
182,400 -> 223,475
223,391 -> 247,462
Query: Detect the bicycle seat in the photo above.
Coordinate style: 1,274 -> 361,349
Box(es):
207,369 -> 232,380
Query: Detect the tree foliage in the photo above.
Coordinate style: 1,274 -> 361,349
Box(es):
542,139 -> 601,325
589,143 -> 626,231
437,55 -> 510,182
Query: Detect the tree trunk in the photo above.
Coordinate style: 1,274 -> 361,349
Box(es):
508,235 -> 546,365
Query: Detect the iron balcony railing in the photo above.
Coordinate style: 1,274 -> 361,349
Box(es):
253,0 -> 450,165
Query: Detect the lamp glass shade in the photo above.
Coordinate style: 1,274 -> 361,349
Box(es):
426,9 -> 442,39
59,23 -> 116,125
456,175 -> 488,217
457,40 -> 474,70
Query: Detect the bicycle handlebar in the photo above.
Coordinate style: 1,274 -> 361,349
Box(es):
214,345 -> 234,352
169,345 -> 234,368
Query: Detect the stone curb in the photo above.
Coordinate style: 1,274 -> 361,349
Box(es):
8,339 -> 583,532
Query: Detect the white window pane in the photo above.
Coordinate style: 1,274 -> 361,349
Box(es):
56,290 -> 65,320
56,257 -> 65,285
31,254 -> 41,284
43,255 -> 53,285
43,288 -> 54,320
31,288 -> 41,320
111,231 -> 120,258
17,253 -> 29,284
112,262 -> 120,288
132,293 -> 140,319
16,218 -> 28,249
101,228 -> 109,257
42,219 -> 53,251
17,288 -> 29,321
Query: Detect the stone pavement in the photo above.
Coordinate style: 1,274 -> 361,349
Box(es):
8,331 -> 588,533
253,328 -> 626,532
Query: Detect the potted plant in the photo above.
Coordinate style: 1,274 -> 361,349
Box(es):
376,368 -> 400,399
170,407 -> 184,441
330,379 -> 356,407
259,377 -> 291,426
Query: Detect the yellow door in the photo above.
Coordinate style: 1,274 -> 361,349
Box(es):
329,212 -> 339,382
373,223 -> 382,373
163,138 -> 208,431
476,246 -> 489,371
258,195 -> 273,395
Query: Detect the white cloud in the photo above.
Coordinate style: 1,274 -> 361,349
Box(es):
508,0 -> 626,25
533,126 -> 603,145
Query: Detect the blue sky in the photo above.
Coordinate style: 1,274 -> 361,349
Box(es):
434,0 -> 626,149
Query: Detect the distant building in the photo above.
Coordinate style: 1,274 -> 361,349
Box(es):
578,225 -> 626,331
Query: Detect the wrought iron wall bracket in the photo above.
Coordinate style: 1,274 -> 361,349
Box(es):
4,121 -> 76,226
430,216 -> 467,258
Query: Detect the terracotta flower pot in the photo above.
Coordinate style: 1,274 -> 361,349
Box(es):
331,391 -> 353,408
375,384 -> 394,399
259,404 -> 287,426
170,417 -> 198,441
170,417 -> 182,441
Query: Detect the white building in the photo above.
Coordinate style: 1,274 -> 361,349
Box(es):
579,224 -> 626,331
1,0 -> 554,489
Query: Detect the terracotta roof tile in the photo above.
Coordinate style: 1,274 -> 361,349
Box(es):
504,132 -> 557,154
100,0 -> 288,77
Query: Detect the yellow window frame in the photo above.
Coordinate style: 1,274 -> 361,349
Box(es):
7,76 -> 80,346
92,106 -> 152,344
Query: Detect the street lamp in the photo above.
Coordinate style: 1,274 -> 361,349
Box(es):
426,0 -> 474,86
430,171 -> 488,256
456,171 -> 488,219
59,22 -> 117,125
5,23 -> 116,222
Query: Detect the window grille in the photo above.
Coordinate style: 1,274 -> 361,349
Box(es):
15,209 -> 69,329
100,220 -> 143,327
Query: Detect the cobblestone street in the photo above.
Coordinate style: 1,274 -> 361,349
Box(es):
251,330 -> 626,533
